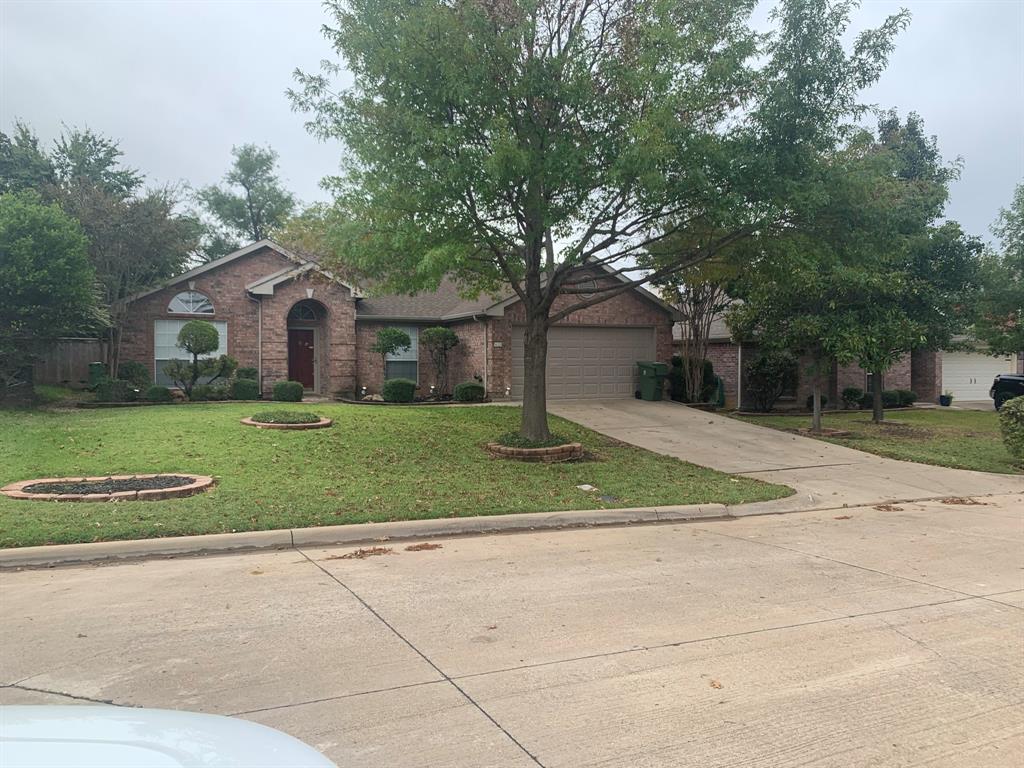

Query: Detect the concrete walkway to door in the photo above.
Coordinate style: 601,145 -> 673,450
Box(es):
550,399 -> 1024,513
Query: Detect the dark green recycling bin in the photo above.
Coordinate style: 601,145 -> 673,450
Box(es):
637,361 -> 668,401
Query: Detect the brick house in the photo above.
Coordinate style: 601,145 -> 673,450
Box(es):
120,240 -> 677,399
677,314 -> 1022,409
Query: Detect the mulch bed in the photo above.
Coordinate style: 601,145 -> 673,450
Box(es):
1,473 -> 214,502
24,475 -> 195,495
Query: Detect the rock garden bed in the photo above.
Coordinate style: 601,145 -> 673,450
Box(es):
240,411 -> 333,430
1,474 -> 214,502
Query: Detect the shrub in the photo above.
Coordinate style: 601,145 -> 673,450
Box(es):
999,396 -> 1024,462
896,389 -> 918,407
841,387 -> 864,409
117,360 -> 151,389
95,378 -> 136,402
190,383 -> 230,401
421,327 -> 460,394
230,378 -> 260,400
251,410 -> 321,424
272,380 -> 304,402
453,381 -> 486,402
495,432 -> 570,449
882,390 -> 900,408
805,394 -> 828,411
667,357 -> 715,402
745,352 -> 798,412
382,377 -> 417,402
236,367 -> 258,381
144,385 -> 173,402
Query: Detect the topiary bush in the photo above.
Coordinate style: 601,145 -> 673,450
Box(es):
236,367 -> 258,381
96,378 -> 136,402
841,387 -> 864,409
999,396 -> 1024,462
453,381 -> 486,402
272,380 -> 304,402
230,378 -> 260,400
382,377 -> 417,402
117,360 -> 151,389
144,385 -> 173,402
251,410 -> 322,424
805,394 -> 828,411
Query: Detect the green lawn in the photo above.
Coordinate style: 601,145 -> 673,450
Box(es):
0,403 -> 789,547
734,408 -> 1019,475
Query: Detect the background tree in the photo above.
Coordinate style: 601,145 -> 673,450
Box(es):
197,144 -> 296,261
0,191 -> 103,399
162,320 -> 237,398
0,121 -> 55,194
370,328 -> 411,379
973,183 -> 1024,357
420,327 -> 460,394
291,0 -> 907,440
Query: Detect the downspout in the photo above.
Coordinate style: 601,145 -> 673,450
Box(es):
737,342 -> 743,409
473,314 -> 489,395
246,292 -> 262,393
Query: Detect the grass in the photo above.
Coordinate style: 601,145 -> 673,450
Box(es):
0,403 -> 790,547
734,408 -> 1020,475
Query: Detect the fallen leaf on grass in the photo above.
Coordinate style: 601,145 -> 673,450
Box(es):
327,546 -> 395,560
405,542 -> 443,551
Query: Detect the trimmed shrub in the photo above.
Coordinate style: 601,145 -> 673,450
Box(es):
805,394 -> 828,411
382,377 -> 417,403
191,383 -> 230,401
896,389 -> 918,407
144,385 -> 173,402
95,378 -> 136,402
230,378 -> 260,400
453,381 -> 486,402
117,360 -> 151,389
841,387 -> 864,409
745,352 -> 798,412
251,410 -> 321,424
236,367 -> 258,381
272,380 -> 304,402
882,390 -> 901,408
999,396 -> 1024,462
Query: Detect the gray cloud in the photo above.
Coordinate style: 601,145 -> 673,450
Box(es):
2,0 -> 1021,238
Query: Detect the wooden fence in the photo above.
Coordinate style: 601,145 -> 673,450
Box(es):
33,338 -> 105,387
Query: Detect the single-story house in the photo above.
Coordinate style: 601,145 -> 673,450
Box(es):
118,240 -> 677,399
679,316 -> 1023,408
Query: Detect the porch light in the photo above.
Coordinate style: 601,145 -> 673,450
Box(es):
360,386 -> 367,397
505,386 -> 511,397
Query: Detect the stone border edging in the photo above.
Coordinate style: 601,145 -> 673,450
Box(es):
0,474 -> 214,502
486,442 -> 583,462
240,417 -> 333,430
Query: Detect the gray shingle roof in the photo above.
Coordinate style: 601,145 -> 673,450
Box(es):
356,278 -> 502,320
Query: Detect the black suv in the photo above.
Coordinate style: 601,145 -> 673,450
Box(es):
991,374 -> 1024,410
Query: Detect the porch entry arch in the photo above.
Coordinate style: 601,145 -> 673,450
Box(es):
286,299 -> 328,392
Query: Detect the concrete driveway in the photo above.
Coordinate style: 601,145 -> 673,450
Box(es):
550,399 -> 1024,511
2,495 -> 1022,766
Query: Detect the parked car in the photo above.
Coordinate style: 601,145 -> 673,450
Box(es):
991,373 -> 1024,410
0,706 -> 336,767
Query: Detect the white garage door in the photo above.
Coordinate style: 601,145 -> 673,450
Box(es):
942,351 -> 1017,400
511,326 -> 655,399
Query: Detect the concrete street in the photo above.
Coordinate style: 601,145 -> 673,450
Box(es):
3,493 -> 1022,767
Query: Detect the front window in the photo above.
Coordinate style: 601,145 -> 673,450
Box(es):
168,291 -> 214,315
385,326 -> 419,381
154,319 -> 228,386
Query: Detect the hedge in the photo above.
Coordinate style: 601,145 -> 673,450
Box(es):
272,381 -> 304,402
382,378 -> 417,403
999,396 -> 1024,462
453,381 -> 486,402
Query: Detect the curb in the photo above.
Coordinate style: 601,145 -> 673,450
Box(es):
0,503 -> 730,568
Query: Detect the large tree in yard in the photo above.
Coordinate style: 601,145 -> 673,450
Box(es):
973,183 -> 1024,357
291,0 -> 909,440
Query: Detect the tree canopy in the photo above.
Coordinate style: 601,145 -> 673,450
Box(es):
973,183 -> 1024,357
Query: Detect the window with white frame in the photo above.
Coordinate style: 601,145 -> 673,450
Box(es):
384,326 -> 418,381
154,319 -> 228,386
168,290 -> 214,315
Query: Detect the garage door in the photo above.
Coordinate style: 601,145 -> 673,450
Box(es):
511,326 -> 655,399
942,351 -> 1017,400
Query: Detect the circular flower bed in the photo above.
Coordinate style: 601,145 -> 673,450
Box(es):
1,474 -> 214,502
486,432 -> 583,463
240,411 -> 333,430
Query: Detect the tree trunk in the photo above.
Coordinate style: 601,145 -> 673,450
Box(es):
520,312 -> 552,442
872,368 -> 884,424
811,377 -> 823,434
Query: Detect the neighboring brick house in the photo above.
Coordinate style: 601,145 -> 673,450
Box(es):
120,240 -> 677,399
675,314 -> 1021,408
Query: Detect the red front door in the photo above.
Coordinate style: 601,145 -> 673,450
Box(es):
288,329 -> 315,389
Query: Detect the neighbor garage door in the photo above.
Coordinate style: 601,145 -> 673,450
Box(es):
942,351 -> 1017,400
511,326 -> 655,399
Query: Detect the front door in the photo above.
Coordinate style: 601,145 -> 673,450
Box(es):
287,328 -> 316,389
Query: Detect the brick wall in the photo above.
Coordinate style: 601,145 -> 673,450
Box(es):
703,342 -> 740,407
912,349 -> 942,403
356,321 -> 483,396
835,353 -> 912,400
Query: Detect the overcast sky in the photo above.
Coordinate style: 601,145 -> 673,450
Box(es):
2,0 -> 1022,241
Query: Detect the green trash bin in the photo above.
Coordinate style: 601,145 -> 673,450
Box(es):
87,361 -> 107,390
636,361 -> 668,401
